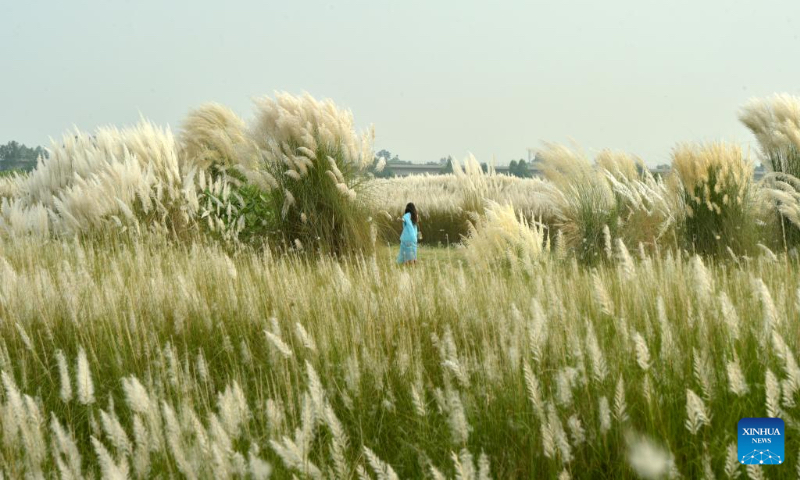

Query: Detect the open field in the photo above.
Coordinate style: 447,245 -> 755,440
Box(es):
1,237 -> 799,478
1,92 -> 800,478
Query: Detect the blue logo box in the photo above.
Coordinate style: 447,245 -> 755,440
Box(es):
738,418 -> 784,465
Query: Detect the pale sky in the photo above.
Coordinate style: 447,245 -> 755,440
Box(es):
2,0 -> 799,166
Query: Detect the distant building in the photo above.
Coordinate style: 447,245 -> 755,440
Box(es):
388,162 -> 764,180
389,163 -> 525,177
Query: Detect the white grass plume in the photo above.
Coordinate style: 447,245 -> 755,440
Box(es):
92,436 -> 130,480
585,322 -> 608,383
603,224 -> 613,260
50,413 -> 83,479
724,442 -> 740,479
592,273 -> 614,316
99,409 -> 132,457
746,464 -> 765,480
632,331 -> 651,371
294,322 -> 317,352
771,331 -> 800,407
693,348 -> 714,401
411,383 -> 427,418
616,238 -> 636,280
719,292 -> 740,341
627,434 -> 674,480
727,357 -> 748,397
598,397 -> 612,434
547,403 -> 572,464
463,200 -> 548,269
614,377 -> 629,423
656,296 -> 676,364
451,449 -> 476,480
766,369 -> 781,418
121,376 -> 154,415
269,435 -> 322,479
685,389 -> 711,434
363,446 -> 399,480
160,402 -> 193,479
739,93 -> 800,172
567,414 -> 585,446
305,360 -> 326,420
55,349 -> 72,403
76,347 -> 95,405
752,278 -> 779,334
264,330 -> 293,358
218,381 -> 250,438
323,403 -> 349,479
523,361 -> 545,418
179,102 -> 254,170
691,255 -> 713,304
248,444 -> 272,480
447,389 -> 470,445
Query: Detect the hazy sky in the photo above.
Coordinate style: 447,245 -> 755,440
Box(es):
2,0 -> 799,165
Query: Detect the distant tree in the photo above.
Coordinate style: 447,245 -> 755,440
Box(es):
0,140 -> 46,171
373,149 -> 418,177
371,150 -> 396,178
520,159 -> 533,177
0,141 -> 20,162
375,149 -> 397,162
375,149 -> 416,165
370,160 -> 394,178
508,158 -> 533,178
440,156 -> 454,174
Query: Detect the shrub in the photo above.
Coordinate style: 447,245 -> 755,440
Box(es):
538,143 -> 619,264
178,103 -> 268,243
1,121 -> 199,238
598,150 -> 679,252
247,92 -> 376,256
740,94 -> 800,247
0,94 -> 379,254
671,142 -> 757,256
462,200 -> 548,272
740,94 -> 800,175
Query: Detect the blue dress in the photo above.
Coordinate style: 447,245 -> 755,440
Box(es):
397,212 -> 418,263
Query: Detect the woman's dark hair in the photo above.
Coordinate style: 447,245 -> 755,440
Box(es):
405,202 -> 418,225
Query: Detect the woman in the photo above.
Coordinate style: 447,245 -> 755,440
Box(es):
397,202 -> 419,264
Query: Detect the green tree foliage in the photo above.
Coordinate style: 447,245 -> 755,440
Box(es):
370,149 -> 396,178
508,158 -> 533,178
440,156 -> 454,174
0,141 -> 46,171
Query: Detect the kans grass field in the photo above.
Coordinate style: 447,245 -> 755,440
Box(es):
1,93 -> 800,478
